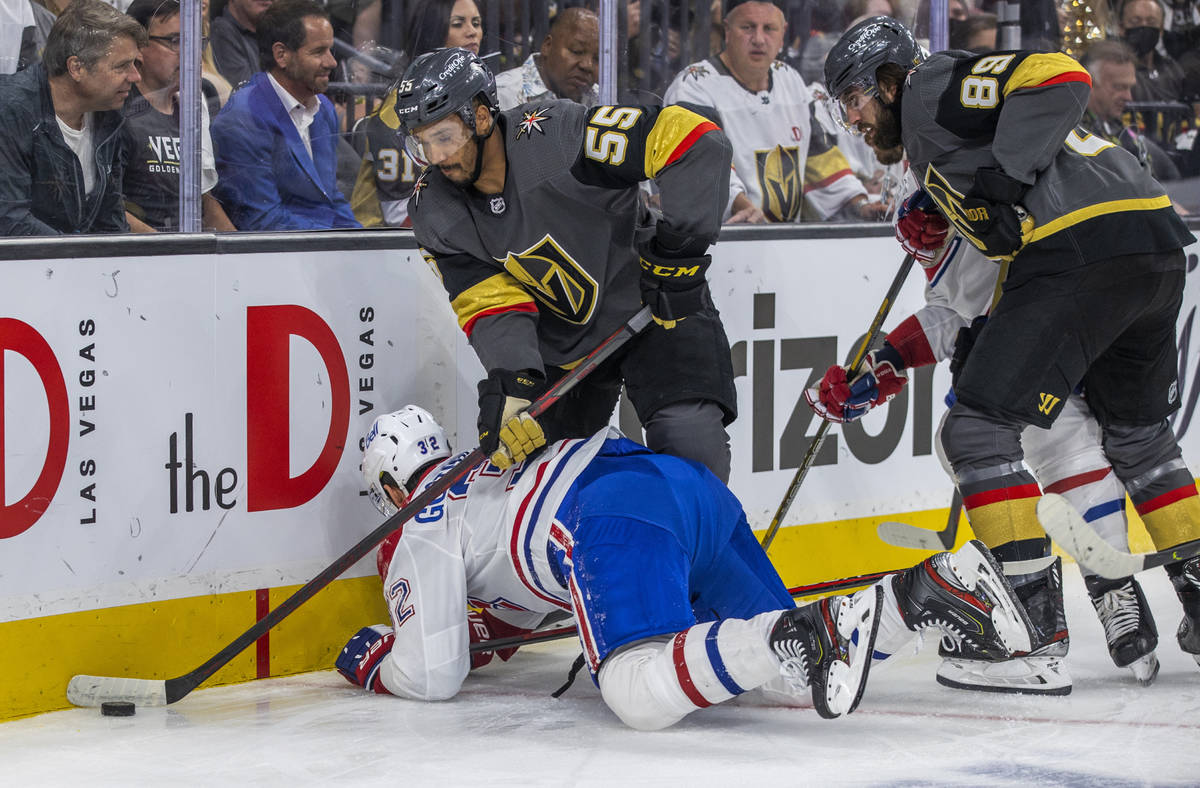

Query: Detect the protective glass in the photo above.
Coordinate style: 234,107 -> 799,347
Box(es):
832,82 -> 878,134
403,113 -> 474,168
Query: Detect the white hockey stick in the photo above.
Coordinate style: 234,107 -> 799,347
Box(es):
1037,492 -> 1200,579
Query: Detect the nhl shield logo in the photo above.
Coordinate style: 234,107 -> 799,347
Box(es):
490,196 -> 506,215
1169,380 -> 1179,405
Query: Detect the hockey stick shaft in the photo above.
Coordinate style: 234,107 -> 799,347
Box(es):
760,253 -> 917,551
68,306 -> 654,708
470,568 -> 899,654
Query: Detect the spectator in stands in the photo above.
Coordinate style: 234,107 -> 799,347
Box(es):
664,0 -> 882,224
354,0 -> 481,68
1120,0 -> 1186,103
349,0 -> 482,227
211,0 -> 359,229
949,12 -> 997,52
121,0 -> 235,232
210,0 -> 270,87
494,6 -> 599,110
0,0 -> 143,235
843,0 -> 895,29
1080,39 -> 1180,181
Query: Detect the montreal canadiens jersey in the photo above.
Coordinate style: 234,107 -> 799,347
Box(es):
410,100 -> 731,373
349,111 -> 419,227
901,50 -> 1193,285
884,171 -> 1003,369
376,428 -> 617,700
663,57 -> 866,222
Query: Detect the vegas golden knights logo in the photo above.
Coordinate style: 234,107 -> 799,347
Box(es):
756,145 -> 802,222
1037,392 -> 1061,415
499,234 -> 599,324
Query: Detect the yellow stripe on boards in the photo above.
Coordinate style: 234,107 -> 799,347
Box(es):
0,576 -> 387,721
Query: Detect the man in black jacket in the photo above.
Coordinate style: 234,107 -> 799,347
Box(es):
0,0 -> 145,236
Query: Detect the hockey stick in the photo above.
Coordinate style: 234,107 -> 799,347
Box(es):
469,568 -> 901,654
876,488 -> 963,551
1037,492 -> 1200,579
67,306 -> 655,708
760,253 -> 917,551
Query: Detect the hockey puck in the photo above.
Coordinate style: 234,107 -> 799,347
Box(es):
100,701 -> 135,717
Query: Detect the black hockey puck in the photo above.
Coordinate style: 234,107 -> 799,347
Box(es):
100,701 -> 135,717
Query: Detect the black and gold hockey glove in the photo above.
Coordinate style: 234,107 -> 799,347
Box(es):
960,167 -> 1028,259
477,368 -> 546,469
638,225 -> 712,330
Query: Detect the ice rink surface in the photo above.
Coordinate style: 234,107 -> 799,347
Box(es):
3,570 -> 1198,787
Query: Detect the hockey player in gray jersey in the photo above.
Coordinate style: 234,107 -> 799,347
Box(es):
822,16 -> 1200,680
387,48 -> 738,482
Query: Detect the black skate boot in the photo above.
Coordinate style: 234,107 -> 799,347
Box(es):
1166,555 -> 1200,667
893,539 -> 1034,660
937,556 -> 1071,696
769,587 -> 882,719
1084,574 -> 1160,685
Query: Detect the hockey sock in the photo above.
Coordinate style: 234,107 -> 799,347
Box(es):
861,578 -> 910,661
1134,483 -> 1200,551
597,611 -> 783,731
1041,467 -> 1129,557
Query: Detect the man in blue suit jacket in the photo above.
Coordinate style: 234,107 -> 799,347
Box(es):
211,0 -> 360,230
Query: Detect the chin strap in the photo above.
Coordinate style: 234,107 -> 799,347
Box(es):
468,110 -> 498,186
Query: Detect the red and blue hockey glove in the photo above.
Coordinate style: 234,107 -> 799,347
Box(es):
638,223 -> 712,329
804,345 -> 908,423
895,189 -> 950,264
478,368 -> 547,469
468,609 -> 531,669
337,625 -> 395,694
960,168 -> 1028,259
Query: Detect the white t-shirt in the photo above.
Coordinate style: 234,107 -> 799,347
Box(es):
56,112 -> 96,194
663,57 -> 866,221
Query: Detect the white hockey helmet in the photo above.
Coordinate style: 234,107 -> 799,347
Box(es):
361,405 -> 452,516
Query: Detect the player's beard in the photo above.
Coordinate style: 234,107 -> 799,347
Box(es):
867,102 -> 904,164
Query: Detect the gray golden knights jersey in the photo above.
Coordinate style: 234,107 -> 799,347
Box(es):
410,100 -> 731,373
901,50 -> 1193,287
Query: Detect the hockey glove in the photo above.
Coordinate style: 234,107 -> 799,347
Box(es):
895,189 -> 950,264
960,167 -> 1028,259
468,609 -> 531,669
337,625 -> 395,694
477,368 -> 547,469
638,226 -> 712,329
804,345 -> 908,423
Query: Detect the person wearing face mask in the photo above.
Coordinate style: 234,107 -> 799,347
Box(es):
1119,0 -> 1186,104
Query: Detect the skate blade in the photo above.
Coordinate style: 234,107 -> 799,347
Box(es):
1129,653 -> 1160,687
823,586 -> 883,717
952,540 -> 1034,654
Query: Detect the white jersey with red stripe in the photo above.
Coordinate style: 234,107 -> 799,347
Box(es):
374,429 -> 618,700
663,58 -> 866,222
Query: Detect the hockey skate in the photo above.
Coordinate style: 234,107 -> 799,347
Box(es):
1084,574 -> 1160,685
769,587 -> 882,719
1167,555 -> 1200,667
936,556 -> 1072,696
894,540 -> 1034,659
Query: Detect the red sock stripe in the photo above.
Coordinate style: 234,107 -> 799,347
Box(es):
1135,484 -> 1199,516
671,632 -> 712,709
963,483 -> 1041,510
1043,467 -> 1111,494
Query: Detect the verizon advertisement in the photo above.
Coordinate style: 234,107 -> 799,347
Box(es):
3,239 -> 1199,621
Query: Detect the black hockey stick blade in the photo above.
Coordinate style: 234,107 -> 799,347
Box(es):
760,253 -> 917,551
1037,492 -> 1200,579
876,488 -> 963,551
469,567 -> 906,654
67,307 -> 653,708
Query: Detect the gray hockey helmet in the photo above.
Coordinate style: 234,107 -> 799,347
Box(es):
823,16 -> 925,101
382,47 -> 498,137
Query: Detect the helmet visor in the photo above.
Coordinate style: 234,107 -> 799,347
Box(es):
831,82 -> 878,134
403,113 -> 474,168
